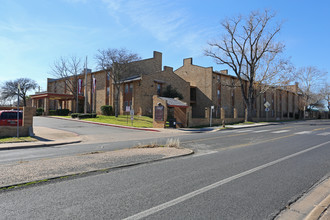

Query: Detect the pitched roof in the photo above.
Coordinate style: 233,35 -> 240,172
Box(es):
159,97 -> 188,108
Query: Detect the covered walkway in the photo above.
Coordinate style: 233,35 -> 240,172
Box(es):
30,92 -> 84,115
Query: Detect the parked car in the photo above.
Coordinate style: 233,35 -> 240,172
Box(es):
0,110 -> 23,126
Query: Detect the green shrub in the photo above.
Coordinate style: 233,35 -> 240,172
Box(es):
71,113 -> 79,118
36,108 -> 44,116
77,113 -> 97,119
101,105 -> 113,116
49,110 -> 56,115
56,109 -> 70,116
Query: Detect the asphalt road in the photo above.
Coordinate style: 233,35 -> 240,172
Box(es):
0,120 -> 329,219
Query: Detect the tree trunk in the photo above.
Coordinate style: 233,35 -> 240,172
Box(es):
23,96 -> 27,107
245,85 -> 255,122
114,85 -> 120,117
246,101 -> 254,122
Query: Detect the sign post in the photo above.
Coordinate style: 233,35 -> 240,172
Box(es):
264,102 -> 270,122
210,105 -> 214,127
125,106 -> 130,125
130,109 -> 134,126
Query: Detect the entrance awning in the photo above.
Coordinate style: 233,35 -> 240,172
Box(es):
159,97 -> 189,108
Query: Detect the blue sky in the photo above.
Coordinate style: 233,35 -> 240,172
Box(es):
0,0 -> 329,92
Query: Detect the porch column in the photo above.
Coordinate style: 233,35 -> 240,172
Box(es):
44,97 -> 49,115
32,98 -> 35,108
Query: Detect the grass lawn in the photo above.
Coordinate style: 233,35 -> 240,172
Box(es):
56,115 -> 154,128
0,136 -> 37,144
83,115 -> 153,128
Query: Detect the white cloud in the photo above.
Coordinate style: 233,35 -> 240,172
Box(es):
100,0 -> 209,54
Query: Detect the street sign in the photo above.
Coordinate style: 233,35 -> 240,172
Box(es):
264,101 -> 270,108
265,107 -> 270,112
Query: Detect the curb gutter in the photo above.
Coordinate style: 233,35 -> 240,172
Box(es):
305,194 -> 330,220
276,176 -> 330,220
0,140 -> 82,151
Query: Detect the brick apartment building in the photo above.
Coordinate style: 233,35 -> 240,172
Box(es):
175,57 -> 302,122
31,51 -> 303,127
31,51 -> 189,117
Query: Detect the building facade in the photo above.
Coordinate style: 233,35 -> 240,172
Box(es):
174,57 -> 302,122
32,51 -> 190,117
31,51 -> 303,127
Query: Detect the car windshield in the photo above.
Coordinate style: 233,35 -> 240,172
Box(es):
0,112 -> 22,120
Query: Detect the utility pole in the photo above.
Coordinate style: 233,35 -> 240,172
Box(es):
17,83 -> 20,138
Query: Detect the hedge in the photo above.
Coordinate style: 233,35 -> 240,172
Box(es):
71,113 -> 97,119
56,109 -> 70,116
36,108 -> 44,116
101,105 -> 113,116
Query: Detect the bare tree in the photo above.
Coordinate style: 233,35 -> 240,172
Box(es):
320,83 -> 330,111
205,10 -> 293,121
95,48 -> 141,117
50,56 -> 82,113
295,66 -> 327,110
0,78 -> 38,106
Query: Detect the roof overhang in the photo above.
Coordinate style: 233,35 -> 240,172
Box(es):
159,97 -> 189,108
30,92 -> 84,100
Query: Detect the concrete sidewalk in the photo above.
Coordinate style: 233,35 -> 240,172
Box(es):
276,176 -> 330,220
0,126 -> 82,150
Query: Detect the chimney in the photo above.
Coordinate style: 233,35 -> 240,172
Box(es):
164,66 -> 173,72
220,69 -> 228,75
183,58 -> 193,66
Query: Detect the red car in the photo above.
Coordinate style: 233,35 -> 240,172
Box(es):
0,110 -> 23,126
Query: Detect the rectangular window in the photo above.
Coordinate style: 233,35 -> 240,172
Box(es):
129,83 -> 133,93
157,83 -> 162,96
125,84 -> 129,94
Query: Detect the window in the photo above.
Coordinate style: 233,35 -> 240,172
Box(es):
130,83 -> 133,93
125,84 -> 129,94
156,83 -> 162,96
107,87 -> 110,96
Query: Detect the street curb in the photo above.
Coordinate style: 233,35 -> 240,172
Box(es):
0,140 -> 82,151
305,194 -> 330,220
46,116 -> 161,132
215,122 -> 279,132
0,149 -> 194,191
